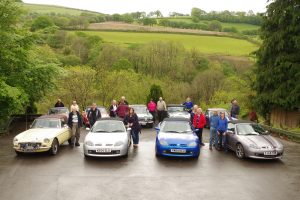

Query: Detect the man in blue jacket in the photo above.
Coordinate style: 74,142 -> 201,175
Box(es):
209,111 -> 219,150
182,97 -> 193,113
217,112 -> 228,151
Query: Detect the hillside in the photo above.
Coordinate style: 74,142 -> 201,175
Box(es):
76,30 -> 257,56
88,22 -> 230,36
22,3 -> 103,15
158,17 -> 260,31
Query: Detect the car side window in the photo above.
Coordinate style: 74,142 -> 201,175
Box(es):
228,123 -> 235,132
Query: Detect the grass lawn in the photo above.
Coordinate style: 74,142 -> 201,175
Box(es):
76,31 -> 258,56
158,17 -> 260,32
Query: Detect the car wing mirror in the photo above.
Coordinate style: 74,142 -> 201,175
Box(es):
127,127 -> 132,131
227,130 -> 234,134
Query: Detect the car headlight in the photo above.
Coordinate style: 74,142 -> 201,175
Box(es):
188,142 -> 197,147
249,144 -> 260,149
159,140 -> 168,146
44,138 -> 50,143
85,141 -> 94,146
114,141 -> 124,147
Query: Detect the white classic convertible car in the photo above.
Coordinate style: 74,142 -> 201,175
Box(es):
13,115 -> 71,155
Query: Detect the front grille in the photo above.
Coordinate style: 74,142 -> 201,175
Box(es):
169,144 -> 188,147
105,144 -> 113,146
165,150 -> 193,155
95,144 -> 102,146
88,150 -> 120,155
19,142 -> 42,149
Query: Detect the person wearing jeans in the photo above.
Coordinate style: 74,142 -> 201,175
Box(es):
217,112 -> 228,151
124,107 -> 141,148
209,111 -> 219,150
192,108 -> 206,146
68,108 -> 83,147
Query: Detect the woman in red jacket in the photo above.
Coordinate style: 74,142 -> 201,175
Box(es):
193,108 -> 206,146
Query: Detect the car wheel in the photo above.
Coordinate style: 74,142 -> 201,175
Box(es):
84,154 -> 90,159
236,143 -> 245,159
49,138 -> 59,155
68,139 -> 72,145
15,150 -> 23,156
148,123 -> 154,128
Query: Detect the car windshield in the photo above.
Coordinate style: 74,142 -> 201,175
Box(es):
49,108 -> 68,114
132,106 -> 148,114
167,106 -> 185,112
32,119 -> 61,129
236,124 -> 266,135
91,121 -> 126,133
161,121 -> 192,133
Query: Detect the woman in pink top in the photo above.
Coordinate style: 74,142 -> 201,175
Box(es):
147,98 -> 157,122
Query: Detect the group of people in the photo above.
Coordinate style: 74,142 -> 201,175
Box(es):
53,96 -> 251,151
54,97 -> 142,148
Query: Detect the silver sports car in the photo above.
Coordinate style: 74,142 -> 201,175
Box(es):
83,119 -> 131,158
226,120 -> 284,159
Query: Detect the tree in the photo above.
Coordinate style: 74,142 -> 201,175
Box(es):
191,7 -> 206,22
0,0 -> 59,119
253,0 -> 300,118
208,20 -> 222,31
147,84 -> 163,104
59,66 -> 97,110
31,16 -> 54,31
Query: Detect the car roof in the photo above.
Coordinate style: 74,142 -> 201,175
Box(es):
167,104 -> 184,107
49,107 -> 68,110
163,117 -> 190,122
37,114 -> 66,120
228,120 -> 254,124
207,108 -> 227,111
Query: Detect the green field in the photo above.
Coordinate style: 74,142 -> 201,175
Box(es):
22,3 -> 101,15
158,17 -> 260,31
76,31 -> 257,56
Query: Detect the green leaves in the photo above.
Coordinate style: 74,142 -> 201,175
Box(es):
254,0 -> 300,116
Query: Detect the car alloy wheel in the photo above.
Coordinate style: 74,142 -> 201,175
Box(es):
236,143 -> 245,159
50,139 -> 59,155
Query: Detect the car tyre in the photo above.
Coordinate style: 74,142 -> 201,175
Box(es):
15,150 -> 23,156
49,138 -> 59,155
68,139 -> 72,145
236,143 -> 245,159
84,154 -> 90,159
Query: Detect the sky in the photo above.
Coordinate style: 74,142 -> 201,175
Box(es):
23,0 -> 268,15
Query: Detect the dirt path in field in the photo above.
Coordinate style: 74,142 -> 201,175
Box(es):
88,22 -> 230,36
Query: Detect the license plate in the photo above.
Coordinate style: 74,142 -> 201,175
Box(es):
170,149 -> 186,153
96,149 -> 111,153
264,151 -> 277,155
140,122 -> 147,125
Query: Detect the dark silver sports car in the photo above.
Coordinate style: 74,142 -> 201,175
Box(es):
226,120 -> 284,159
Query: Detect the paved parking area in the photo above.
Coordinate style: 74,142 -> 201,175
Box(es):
0,122 -> 299,200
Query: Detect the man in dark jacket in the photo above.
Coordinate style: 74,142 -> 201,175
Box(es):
68,108 -> 83,147
54,99 -> 64,107
117,101 -> 129,118
230,99 -> 240,119
87,103 -> 101,127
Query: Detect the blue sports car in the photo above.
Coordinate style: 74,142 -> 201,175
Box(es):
155,118 -> 200,158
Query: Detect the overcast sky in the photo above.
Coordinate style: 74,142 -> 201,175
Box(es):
23,0 -> 268,15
